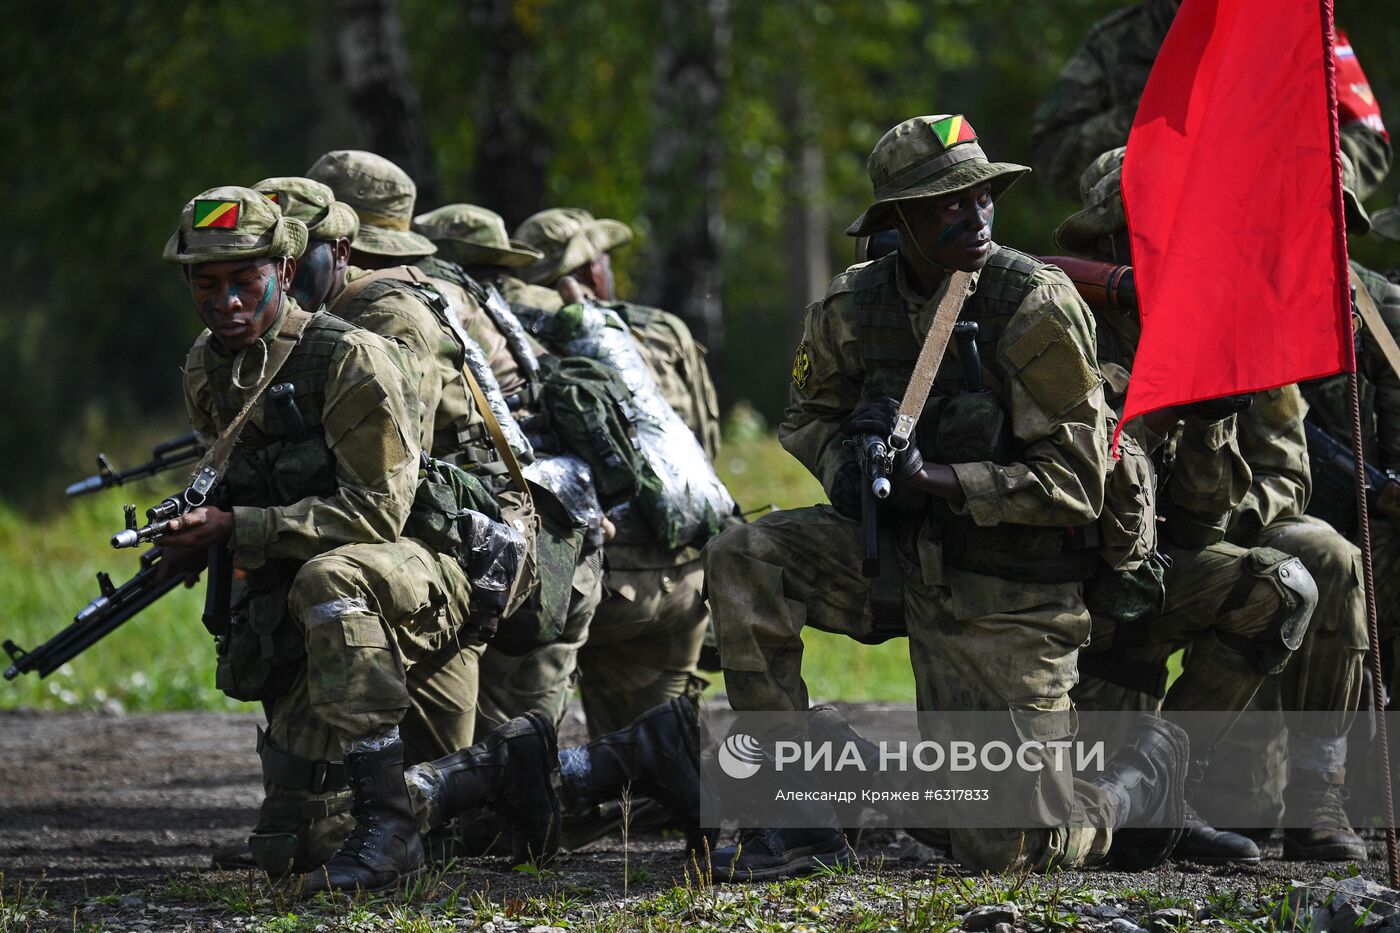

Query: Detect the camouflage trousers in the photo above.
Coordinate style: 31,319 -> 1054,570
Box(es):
1073,541 -> 1309,754
577,557 -> 709,737
247,538 -> 479,873
1204,516 -> 1368,828
475,549 -> 605,733
705,505 -> 1117,873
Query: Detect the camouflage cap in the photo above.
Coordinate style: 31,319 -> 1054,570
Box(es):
252,176 -> 359,242
846,114 -> 1030,237
163,185 -> 308,265
1053,147 -> 1126,254
513,207 -> 633,285
1373,200 -> 1400,242
413,203 -> 544,268
1055,146 -> 1373,253
305,150 -> 436,257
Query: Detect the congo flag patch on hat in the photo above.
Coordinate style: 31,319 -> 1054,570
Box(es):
931,115 -> 977,149
193,199 -> 240,229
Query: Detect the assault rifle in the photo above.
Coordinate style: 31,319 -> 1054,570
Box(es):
66,432 -> 204,497
1304,420 -> 1400,526
4,547 -> 189,680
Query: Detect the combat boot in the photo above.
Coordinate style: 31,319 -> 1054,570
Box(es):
1172,761 -> 1260,864
557,695 -> 712,855
1283,769 -> 1367,862
413,710 -> 561,865
1173,804 -> 1261,864
1095,715 -> 1190,870
711,826 -> 852,881
302,737 -> 423,893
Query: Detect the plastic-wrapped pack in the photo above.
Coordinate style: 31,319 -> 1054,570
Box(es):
516,300 -> 735,548
524,452 -> 605,548
459,331 -> 535,465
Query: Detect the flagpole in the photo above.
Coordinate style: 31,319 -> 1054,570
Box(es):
1322,0 -> 1399,887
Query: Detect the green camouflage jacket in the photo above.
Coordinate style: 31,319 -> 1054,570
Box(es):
182,299 -> 422,571
1031,0 -> 1391,200
783,249 -> 1110,529
1303,263 -> 1400,471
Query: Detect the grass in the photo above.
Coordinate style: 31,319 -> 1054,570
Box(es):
0,425 -> 916,712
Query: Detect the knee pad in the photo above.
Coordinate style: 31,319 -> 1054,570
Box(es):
1218,554 -> 1317,675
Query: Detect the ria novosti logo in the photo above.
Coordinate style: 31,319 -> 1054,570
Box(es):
718,733 -> 764,780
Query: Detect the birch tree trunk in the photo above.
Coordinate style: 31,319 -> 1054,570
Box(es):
639,0 -> 731,359
333,0 -> 439,204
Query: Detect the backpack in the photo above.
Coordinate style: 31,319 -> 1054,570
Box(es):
537,355 -> 654,508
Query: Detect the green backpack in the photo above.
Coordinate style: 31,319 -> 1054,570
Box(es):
538,355 -> 656,508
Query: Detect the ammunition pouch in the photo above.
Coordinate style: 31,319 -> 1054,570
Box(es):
1083,552 -> 1169,627
216,565 -> 304,703
940,518 -> 1099,584
489,480 -> 587,656
934,391 -> 1010,463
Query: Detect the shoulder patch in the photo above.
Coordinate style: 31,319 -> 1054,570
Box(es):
791,341 -> 812,391
1004,313 -> 1101,416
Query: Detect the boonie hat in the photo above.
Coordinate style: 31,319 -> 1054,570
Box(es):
306,150 -> 437,257
164,185 -> 307,265
1053,148 -> 1127,254
846,114 -> 1030,237
253,176 -> 359,243
514,207 -> 633,285
413,203 -> 543,268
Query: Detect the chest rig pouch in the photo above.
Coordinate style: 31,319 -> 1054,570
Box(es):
205,314 -> 352,702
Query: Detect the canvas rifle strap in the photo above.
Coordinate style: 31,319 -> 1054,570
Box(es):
1352,269 -> 1400,384
891,270 -> 974,447
183,306 -> 313,501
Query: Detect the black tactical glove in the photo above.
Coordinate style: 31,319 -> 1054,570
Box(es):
841,396 -> 899,438
829,461 -> 865,520
1178,394 -> 1253,422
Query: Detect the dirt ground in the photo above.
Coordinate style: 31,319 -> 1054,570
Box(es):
1,709 -> 1392,930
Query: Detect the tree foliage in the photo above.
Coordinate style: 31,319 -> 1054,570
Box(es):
1,0 -> 1395,503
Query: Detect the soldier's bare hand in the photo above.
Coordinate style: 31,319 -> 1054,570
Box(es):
160,507 -> 235,549
155,544 -> 209,587
557,275 -> 591,305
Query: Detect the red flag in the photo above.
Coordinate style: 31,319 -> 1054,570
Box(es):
1119,0 -> 1351,435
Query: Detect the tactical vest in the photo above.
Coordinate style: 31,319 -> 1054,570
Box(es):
850,249 -> 1097,583
201,312 -> 357,701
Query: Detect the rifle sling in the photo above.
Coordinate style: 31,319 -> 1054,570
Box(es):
187,306 -> 313,493
892,270 -> 974,445
1352,269 -> 1400,385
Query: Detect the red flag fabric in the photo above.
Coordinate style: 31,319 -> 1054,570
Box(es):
1119,0 -> 1351,435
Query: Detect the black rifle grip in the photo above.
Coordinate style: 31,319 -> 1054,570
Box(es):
953,321 -> 983,393
269,383 -> 307,442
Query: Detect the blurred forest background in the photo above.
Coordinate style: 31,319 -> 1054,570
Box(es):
1,0 -> 1397,506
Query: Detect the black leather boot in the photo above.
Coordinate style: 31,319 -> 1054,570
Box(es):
1172,760 -> 1260,864
557,695 -> 712,855
421,710 -> 561,865
1095,715 -> 1190,870
301,738 -> 423,893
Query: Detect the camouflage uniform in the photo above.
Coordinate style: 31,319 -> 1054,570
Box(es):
169,187 -> 494,874
706,115 -> 1163,873
513,206 -> 717,736
1054,148 -> 1369,857
1030,0 -> 1392,202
